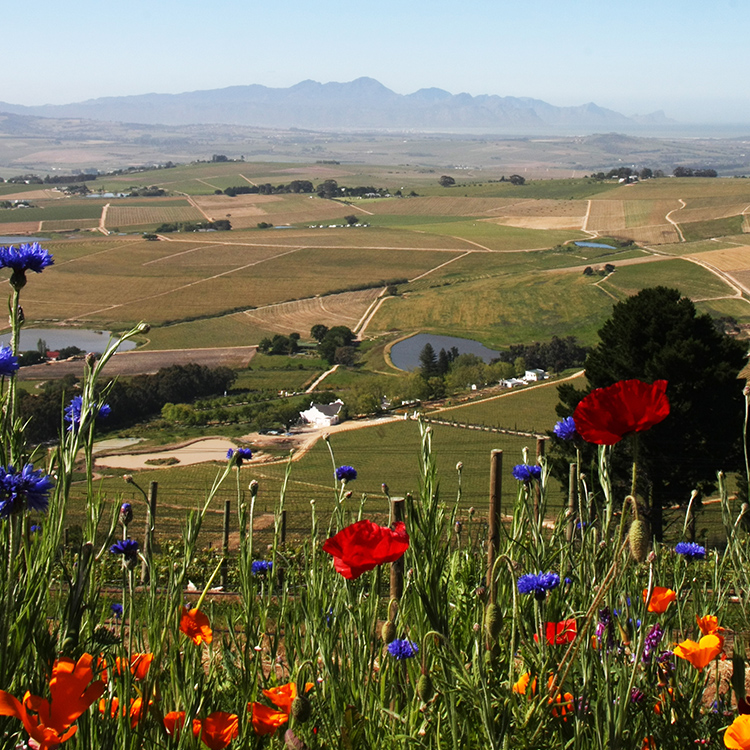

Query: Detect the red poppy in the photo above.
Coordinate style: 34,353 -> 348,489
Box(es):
322,520 -> 409,579
249,701 -> 289,735
195,711 -> 239,749
263,681 -> 314,714
534,619 -> 577,645
573,379 -> 670,445
0,654 -> 105,750
164,710 -> 186,736
180,607 -> 213,645
98,696 -> 151,728
100,652 -> 154,682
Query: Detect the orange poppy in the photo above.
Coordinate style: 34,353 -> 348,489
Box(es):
195,711 -> 239,750
696,614 -> 722,636
98,696 -> 151,728
249,701 -> 289,735
0,654 -> 105,750
643,586 -> 676,613
643,737 -> 656,749
725,714 -> 750,750
512,672 -> 537,695
180,607 -> 213,645
164,710 -> 186,736
100,652 -> 154,682
549,691 -> 575,720
674,633 -> 724,669
534,619 -> 577,645
262,681 -> 315,714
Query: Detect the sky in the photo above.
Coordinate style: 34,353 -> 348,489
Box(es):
3,0 -> 748,124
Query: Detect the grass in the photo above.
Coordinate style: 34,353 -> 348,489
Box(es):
680,214 -> 746,242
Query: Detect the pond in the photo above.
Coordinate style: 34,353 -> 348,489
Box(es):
0,237 -> 51,244
0,329 -> 138,353
390,333 -> 501,371
574,241 -> 616,249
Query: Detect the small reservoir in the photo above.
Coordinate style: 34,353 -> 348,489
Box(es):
0,329 -> 138,353
390,333 -> 501,371
574,241 -> 616,249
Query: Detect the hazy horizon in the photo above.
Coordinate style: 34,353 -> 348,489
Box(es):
4,0 -> 749,125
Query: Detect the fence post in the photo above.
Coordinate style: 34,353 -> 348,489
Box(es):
487,450 -> 502,601
390,498 -> 404,602
221,499 -> 230,590
140,481 -> 157,586
565,463 -> 577,542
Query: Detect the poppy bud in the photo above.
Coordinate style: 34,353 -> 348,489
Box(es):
249,479 -> 259,498
381,483 -> 389,495
284,728 -> 309,750
136,322 -> 151,334
629,519 -> 650,563
123,474 -> 134,484
454,521 -> 462,535
485,603 -> 502,640
417,673 -> 434,703
119,502 -> 133,526
382,620 -> 397,643
291,694 -> 311,723
85,352 -> 97,369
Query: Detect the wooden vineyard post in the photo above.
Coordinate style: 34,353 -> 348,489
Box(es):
140,481 -> 158,586
487,450 -> 502,600
221,499 -> 230,590
390,498 -> 404,602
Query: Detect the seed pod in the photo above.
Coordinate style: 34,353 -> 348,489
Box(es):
291,694 -> 311,723
629,518 -> 650,563
381,620 -> 397,643
485,603 -> 502,640
417,673 -> 434,703
284,728 -> 309,750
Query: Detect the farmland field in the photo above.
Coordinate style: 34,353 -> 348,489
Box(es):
105,205 -> 203,227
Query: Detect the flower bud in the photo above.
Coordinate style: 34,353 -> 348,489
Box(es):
454,521 -> 462,535
381,483 -> 389,495
119,502 -> 133,526
136,322 -> 151,334
456,461 -> 463,471
123,474 -> 134,484
249,479 -> 259,498
417,673 -> 434,703
85,352 -> 97,369
628,518 -> 650,563
284,729 -> 309,750
484,603 -> 502,640
381,620 -> 397,643
291,694 -> 311,723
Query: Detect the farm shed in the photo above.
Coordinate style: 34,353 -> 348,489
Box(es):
300,399 -> 345,427
524,369 -> 548,382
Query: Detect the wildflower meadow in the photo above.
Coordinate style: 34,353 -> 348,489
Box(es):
1,242 -> 750,749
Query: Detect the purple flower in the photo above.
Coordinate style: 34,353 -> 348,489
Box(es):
335,465 -> 357,482
0,242 -> 54,274
675,542 -> 705,561
227,447 -> 253,466
252,560 -> 273,575
517,571 -> 560,600
596,607 -> 615,650
64,395 -> 111,432
0,463 -> 55,516
553,417 -> 577,441
642,622 -> 663,664
630,688 -> 645,703
110,538 -> 139,560
512,464 -> 542,483
111,603 -> 123,619
387,639 -> 418,660
0,346 -> 19,378
119,502 -> 133,525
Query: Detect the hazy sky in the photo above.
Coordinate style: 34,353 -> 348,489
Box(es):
4,0 -> 748,123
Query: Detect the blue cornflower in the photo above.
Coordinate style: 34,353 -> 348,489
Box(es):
0,242 -> 54,274
553,416 -> 577,441
251,560 -> 273,575
675,542 -> 705,561
30,524 -> 41,534
119,502 -> 133,525
0,346 -> 19,378
387,639 -> 418,660
517,571 -> 560,600
512,464 -> 541,483
227,447 -> 253,466
335,465 -> 357,482
64,395 -> 111,432
111,603 -> 123,619
110,538 -> 139,560
0,463 -> 55,516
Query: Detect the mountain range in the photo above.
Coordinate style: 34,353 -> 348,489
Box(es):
0,77 -> 674,134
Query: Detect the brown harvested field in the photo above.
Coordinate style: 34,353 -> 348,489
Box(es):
586,200 -> 626,231
488,216 -> 583,230
19,346 -> 256,380
106,205 -> 204,227
40,218 -> 99,231
686,245 -> 750,272
192,194 -> 347,228
0,221 -> 40,234
361,196 -> 521,216
488,199 -> 586,230
677,202 -> 750,223
620,224 -> 681,245
239,288 -> 383,335
0,189 -> 64,201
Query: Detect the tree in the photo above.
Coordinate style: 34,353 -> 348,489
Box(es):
344,214 -> 358,226
556,286 -> 746,540
508,174 -> 526,186
310,324 -> 329,342
418,343 -> 438,379
438,175 -> 455,187
318,326 -> 356,364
